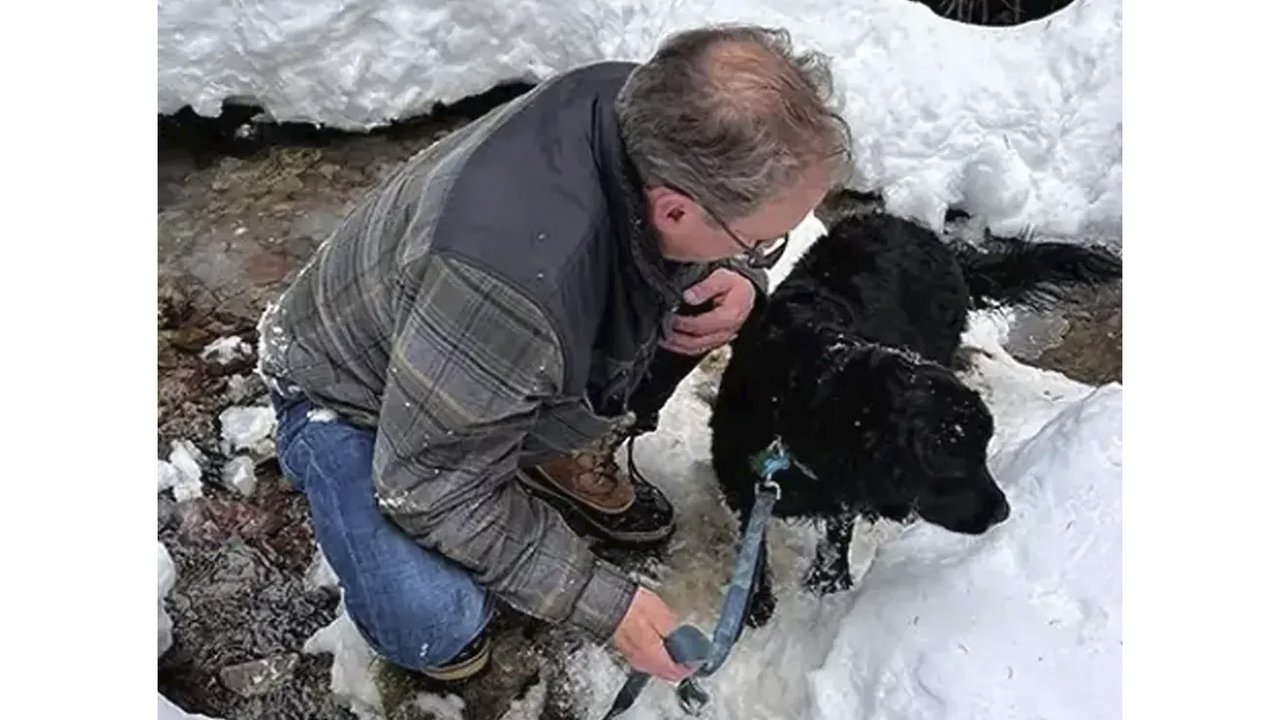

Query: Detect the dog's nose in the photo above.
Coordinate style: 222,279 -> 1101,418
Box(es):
993,496 -> 1010,524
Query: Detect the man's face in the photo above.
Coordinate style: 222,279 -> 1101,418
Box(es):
647,163 -> 831,264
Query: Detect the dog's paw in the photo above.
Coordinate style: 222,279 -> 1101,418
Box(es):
802,563 -> 854,595
745,588 -> 777,628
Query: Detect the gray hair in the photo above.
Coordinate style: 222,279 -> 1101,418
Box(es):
616,25 -> 852,221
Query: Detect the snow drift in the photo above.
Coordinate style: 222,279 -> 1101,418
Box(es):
157,0 -> 1120,236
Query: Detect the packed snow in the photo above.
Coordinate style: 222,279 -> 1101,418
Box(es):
157,0 -> 1120,236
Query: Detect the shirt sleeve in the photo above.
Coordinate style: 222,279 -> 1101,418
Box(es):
371,254 -> 636,643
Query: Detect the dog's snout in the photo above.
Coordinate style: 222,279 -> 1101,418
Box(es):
993,495 -> 1010,524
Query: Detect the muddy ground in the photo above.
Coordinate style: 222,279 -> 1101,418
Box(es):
157,95 -> 1120,720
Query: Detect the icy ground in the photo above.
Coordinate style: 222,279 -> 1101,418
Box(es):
158,0 -> 1120,236
280,216 -> 1120,720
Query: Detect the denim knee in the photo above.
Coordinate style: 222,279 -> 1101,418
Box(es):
343,566 -> 493,670
270,393 -> 492,670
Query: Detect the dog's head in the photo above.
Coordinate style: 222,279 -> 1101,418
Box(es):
841,349 -> 1011,535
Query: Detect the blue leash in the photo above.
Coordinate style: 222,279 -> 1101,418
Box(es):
602,439 -> 798,718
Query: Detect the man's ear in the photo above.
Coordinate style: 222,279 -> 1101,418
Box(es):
646,186 -> 696,232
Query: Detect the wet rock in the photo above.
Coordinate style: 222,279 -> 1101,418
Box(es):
159,527 -> 347,719
219,653 -> 300,698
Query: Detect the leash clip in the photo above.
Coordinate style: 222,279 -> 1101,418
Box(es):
675,678 -> 712,715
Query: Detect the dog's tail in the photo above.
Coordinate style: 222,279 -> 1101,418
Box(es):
953,233 -> 1121,311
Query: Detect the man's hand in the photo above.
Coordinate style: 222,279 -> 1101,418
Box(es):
611,587 -> 694,683
662,268 -> 756,356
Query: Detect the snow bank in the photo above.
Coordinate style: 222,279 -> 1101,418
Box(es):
157,0 -> 1120,236
808,356 -> 1121,719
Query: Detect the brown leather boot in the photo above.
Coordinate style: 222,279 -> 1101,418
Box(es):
518,429 -> 675,546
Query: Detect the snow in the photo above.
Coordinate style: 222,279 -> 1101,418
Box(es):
221,455 -> 259,496
157,0 -> 1120,236
307,407 -> 339,423
303,599 -> 385,720
225,373 -> 256,403
200,335 -> 253,366
165,439 -> 206,502
415,692 -> 466,720
158,458 -> 181,493
218,405 -> 277,457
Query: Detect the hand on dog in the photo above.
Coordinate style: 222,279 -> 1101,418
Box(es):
662,269 -> 756,356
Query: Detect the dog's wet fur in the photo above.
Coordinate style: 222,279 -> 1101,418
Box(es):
709,213 -> 1121,626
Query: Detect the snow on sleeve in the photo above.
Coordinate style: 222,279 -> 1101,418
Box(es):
158,0 -> 1119,237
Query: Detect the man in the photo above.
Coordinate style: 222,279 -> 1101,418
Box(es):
257,24 -> 849,684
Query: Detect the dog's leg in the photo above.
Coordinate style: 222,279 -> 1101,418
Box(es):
742,513 -> 777,629
803,513 -> 855,594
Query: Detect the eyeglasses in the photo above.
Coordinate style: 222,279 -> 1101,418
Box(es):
669,185 -> 790,270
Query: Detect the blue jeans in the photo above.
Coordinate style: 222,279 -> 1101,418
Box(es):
272,393 -> 491,670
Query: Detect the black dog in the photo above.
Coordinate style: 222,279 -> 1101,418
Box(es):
708,213 -> 1121,627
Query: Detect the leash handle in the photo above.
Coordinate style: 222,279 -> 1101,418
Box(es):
665,625 -> 714,716
664,625 -> 713,667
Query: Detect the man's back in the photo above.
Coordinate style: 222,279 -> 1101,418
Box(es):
258,62 -> 689,425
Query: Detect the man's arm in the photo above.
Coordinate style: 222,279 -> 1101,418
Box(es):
371,254 -> 636,643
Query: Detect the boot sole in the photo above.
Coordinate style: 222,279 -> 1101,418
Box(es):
420,637 -> 492,682
517,469 -> 675,546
